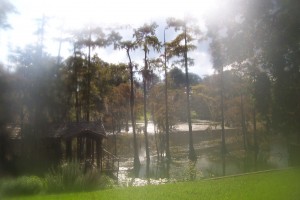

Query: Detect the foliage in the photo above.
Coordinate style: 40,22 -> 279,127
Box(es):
190,84 -> 214,120
9,45 -> 67,126
168,67 -> 201,89
207,0 -> 300,138
133,22 -> 161,163
182,161 -> 203,181
0,176 -> 44,197
0,67 -> 13,171
167,16 -> 203,161
44,161 -> 114,193
116,36 -> 142,169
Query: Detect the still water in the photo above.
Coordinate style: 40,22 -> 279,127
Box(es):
111,132 -> 290,186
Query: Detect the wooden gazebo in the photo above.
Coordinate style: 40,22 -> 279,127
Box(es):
54,121 -> 118,172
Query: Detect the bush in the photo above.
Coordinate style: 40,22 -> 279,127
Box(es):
45,161 -> 115,193
0,176 -> 44,196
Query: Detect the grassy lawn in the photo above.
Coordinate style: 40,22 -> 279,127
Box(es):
6,168 -> 300,200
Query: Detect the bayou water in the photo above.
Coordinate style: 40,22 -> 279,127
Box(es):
105,121 -> 290,186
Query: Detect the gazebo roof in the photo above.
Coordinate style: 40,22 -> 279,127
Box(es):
53,121 -> 107,139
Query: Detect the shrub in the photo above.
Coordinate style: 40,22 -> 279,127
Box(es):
98,174 -> 115,189
0,176 -> 44,196
44,161 -> 115,193
45,161 -> 83,193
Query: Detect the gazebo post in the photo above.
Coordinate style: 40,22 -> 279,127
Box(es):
66,138 -> 72,161
77,136 -> 82,162
86,138 -> 92,159
91,140 -> 95,164
96,139 -> 101,170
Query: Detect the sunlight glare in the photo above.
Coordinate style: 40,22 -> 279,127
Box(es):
35,0 -> 221,28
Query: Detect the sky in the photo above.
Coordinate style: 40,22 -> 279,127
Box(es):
0,0 -> 225,77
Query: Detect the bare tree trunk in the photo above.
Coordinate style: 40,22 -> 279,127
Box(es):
73,47 -> 80,123
252,75 -> 258,169
85,31 -> 92,162
57,37 -> 62,65
164,30 -> 171,161
86,30 -> 91,122
253,107 -> 258,168
37,15 -> 46,59
127,50 -> 140,170
112,112 -> 117,156
126,107 -> 129,132
154,129 -> 160,161
220,65 -> 226,176
143,51 -> 150,164
151,104 -> 160,161
241,94 -> 248,151
184,26 -> 196,161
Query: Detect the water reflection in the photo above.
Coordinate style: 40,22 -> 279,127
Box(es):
115,134 -> 290,186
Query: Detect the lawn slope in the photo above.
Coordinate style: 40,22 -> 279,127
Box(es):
8,168 -> 300,200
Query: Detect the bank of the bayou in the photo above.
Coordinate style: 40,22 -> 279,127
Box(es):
7,168 -> 300,200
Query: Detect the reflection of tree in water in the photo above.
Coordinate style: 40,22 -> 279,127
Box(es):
114,130 -> 290,185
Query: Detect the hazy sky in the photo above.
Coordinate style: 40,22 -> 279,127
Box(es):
0,0 -> 223,76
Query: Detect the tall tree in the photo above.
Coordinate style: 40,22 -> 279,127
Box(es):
73,27 -> 109,122
34,15 -> 49,59
0,1 -> 15,169
0,67 -> 12,172
209,38 -> 227,175
263,0 -> 300,141
167,17 -> 201,161
9,45 -> 63,131
206,0 -> 272,155
65,49 -> 87,122
163,28 -> 171,161
134,22 -> 161,163
117,40 -> 141,170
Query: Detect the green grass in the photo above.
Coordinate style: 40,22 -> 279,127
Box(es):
6,168 -> 300,200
